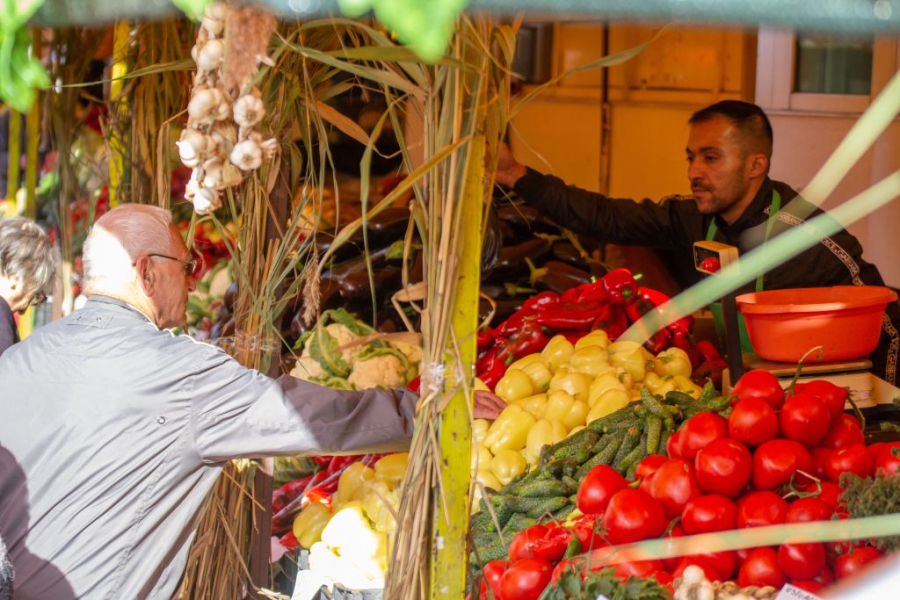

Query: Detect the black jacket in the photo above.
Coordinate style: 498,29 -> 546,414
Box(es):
0,296 -> 18,357
514,169 -> 900,385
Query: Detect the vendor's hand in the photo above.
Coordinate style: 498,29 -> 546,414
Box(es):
490,142 -> 527,188
474,390 -> 506,420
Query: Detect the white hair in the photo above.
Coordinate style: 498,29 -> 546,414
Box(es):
82,205 -> 175,297
0,217 -> 57,297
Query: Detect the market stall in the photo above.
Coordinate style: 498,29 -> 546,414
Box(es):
5,1 -> 900,600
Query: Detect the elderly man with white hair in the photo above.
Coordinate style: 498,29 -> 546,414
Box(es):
0,204 -> 423,599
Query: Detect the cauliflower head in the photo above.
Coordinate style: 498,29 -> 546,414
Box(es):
324,323 -> 361,365
348,353 -> 407,390
290,355 -> 328,381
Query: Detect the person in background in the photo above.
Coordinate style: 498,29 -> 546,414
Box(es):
493,100 -> 900,385
0,217 -> 56,356
0,203 -> 500,599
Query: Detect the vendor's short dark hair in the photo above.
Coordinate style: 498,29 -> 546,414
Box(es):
690,101 -> 773,158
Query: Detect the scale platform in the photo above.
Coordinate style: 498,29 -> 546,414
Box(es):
721,353 -> 900,409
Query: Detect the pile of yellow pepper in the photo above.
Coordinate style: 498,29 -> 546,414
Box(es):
473,330 -> 701,493
292,453 -> 408,590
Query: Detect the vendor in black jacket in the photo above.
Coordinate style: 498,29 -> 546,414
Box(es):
493,100 -> 900,386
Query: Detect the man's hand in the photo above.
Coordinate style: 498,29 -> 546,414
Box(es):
473,390 -> 507,420
490,142 -> 527,188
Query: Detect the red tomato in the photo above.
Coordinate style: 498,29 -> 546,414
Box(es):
692,550 -> 737,580
791,580 -> 825,594
652,570 -> 674,588
728,397 -> 779,447
479,560 -> 509,600
809,447 -> 833,481
825,444 -> 874,483
834,546 -> 883,580
785,497 -> 833,523
694,438 -> 752,498
635,454 -> 667,493
666,429 -> 685,460
795,380 -> 848,423
868,442 -> 887,463
732,369 -> 785,410
738,548 -> 787,589
737,491 -> 788,528
602,488 -> 667,545
778,540 -> 827,580
586,547 -> 664,581
682,494 -> 737,534
649,459 -> 703,519
549,558 -> 580,584
673,558 -> 722,582
796,481 -> 843,510
508,524 -> 571,563
780,393 -> 832,447
700,257 -> 721,273
678,412 -> 729,460
875,444 -> 900,475
499,558 -> 553,600
568,513 -> 605,552
662,524 -> 685,571
821,415 -> 865,450
576,465 -> 627,514
752,439 -> 812,491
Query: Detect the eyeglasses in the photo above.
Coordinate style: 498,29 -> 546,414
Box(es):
147,253 -> 200,277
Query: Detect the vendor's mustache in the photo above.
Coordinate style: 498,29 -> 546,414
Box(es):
690,180 -> 712,192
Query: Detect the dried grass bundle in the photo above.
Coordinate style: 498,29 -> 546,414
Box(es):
221,5 -> 277,97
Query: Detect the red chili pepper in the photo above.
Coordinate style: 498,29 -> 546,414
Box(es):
326,455 -> 362,477
279,531 -> 300,552
533,301 -> 608,331
672,331 -> 702,370
407,376 -> 421,393
693,358 -> 728,388
624,287 -> 694,334
477,352 -> 509,391
272,475 -> 314,515
645,328 -> 672,354
601,268 -> 638,306
604,306 -> 630,341
309,456 -> 332,468
477,329 -> 495,352
305,485 -> 334,510
523,290 -> 560,311
696,339 -> 723,362
496,321 -> 550,363
575,280 -> 608,305
494,292 -> 559,337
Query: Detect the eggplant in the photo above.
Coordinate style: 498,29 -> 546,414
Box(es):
489,238 -> 552,281
314,231 -> 362,264
480,298 -> 524,328
480,283 -> 507,300
533,260 -> 593,295
323,245 -> 391,280
498,204 -> 543,229
498,220 -> 517,244
366,207 -> 411,243
339,266 -> 403,301
551,242 -> 583,266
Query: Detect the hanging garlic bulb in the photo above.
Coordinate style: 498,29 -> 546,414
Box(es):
187,88 -> 224,125
201,16 -> 224,37
176,141 -> 202,168
185,170 -> 201,200
192,187 -> 220,215
201,158 -> 225,189
213,97 -> 232,122
204,2 -> 228,22
259,138 -> 279,159
221,163 -> 243,188
196,39 -> 225,73
230,139 -> 263,171
210,122 -> 238,155
233,92 -> 265,129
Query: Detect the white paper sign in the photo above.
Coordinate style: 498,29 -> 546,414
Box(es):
775,583 -> 823,600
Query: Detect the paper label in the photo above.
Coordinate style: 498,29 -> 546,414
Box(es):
775,583 -> 823,600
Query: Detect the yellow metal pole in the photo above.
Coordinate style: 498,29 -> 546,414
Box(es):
5,109 -> 22,215
24,29 -> 42,221
431,134 -> 485,599
108,21 -> 131,207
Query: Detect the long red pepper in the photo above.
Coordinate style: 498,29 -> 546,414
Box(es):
532,301 -> 608,331
624,287 -> 695,334
601,268 -> 638,306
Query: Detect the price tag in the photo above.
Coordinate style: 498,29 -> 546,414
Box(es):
775,583 -> 823,600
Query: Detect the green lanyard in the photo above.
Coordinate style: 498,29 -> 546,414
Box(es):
705,190 -> 782,293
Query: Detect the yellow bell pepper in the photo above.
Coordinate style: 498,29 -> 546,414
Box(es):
575,329 -> 610,351
474,377 -> 490,392
643,372 -> 676,397
524,419 -> 567,464
374,453 -> 409,486
471,443 -> 493,471
588,371 -> 627,407
541,335 -> 574,372
542,390 -> 591,431
652,347 -> 693,379
473,419 -> 491,444
476,469 -> 502,491
608,341 -> 649,382
495,369 -> 535,402
568,345 -> 611,377
337,462 -> 376,505
519,360 -> 553,393
548,371 -> 593,403
673,375 -> 704,397
568,425 -> 586,435
293,502 -> 332,549
361,479 -> 400,534
321,501 -> 384,560
587,388 -> 631,423
513,393 -> 548,419
507,353 -> 547,372
491,449 -> 527,485
484,404 -> 537,454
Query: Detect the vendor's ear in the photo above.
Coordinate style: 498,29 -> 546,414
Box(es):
746,153 -> 768,179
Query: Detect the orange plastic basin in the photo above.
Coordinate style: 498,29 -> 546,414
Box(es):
735,286 -> 897,363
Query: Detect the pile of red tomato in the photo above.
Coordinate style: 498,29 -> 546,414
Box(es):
475,369 -> 896,600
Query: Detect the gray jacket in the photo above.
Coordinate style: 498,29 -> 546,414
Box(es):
0,296 -> 416,599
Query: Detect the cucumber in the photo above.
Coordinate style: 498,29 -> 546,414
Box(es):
574,434 -> 624,479
646,415 -> 663,455
515,479 -> 569,498
502,513 -> 537,535
611,426 -> 641,466
525,496 -> 569,519
614,444 -> 644,474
